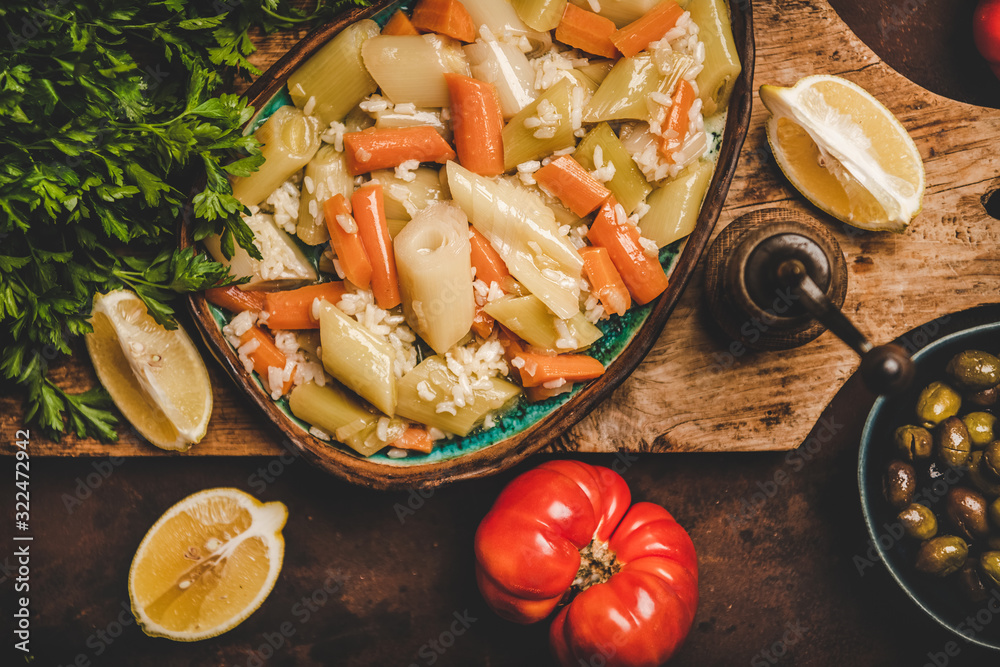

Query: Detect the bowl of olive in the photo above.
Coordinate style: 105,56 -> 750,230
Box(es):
860,321 -> 1000,650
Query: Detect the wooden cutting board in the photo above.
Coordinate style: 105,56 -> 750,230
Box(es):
3,0 -> 999,457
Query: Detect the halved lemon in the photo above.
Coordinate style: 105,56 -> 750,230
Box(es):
85,289 -> 212,451
760,75 -> 925,232
128,488 -> 288,641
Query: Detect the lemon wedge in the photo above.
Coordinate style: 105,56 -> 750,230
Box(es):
128,488 -> 288,641
85,289 -> 212,451
760,75 -> 924,232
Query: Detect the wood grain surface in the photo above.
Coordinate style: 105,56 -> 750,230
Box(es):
3,0 -> 999,458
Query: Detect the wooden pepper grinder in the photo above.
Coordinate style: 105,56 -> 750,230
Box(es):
704,208 -> 915,394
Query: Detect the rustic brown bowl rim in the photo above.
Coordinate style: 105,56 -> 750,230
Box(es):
181,0 -> 756,490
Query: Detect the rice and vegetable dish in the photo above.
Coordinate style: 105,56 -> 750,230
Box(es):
201,0 -> 741,459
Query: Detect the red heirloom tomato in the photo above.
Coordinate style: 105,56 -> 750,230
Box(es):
474,460 -> 698,667
975,0 -> 1000,77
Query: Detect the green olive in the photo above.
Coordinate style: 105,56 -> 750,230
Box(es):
915,536 -> 968,576
964,412 -> 997,449
984,441 -> 1000,478
981,551 -> 1000,588
916,382 -> 962,427
990,497 -> 1000,529
897,503 -> 938,540
946,350 -> 1000,390
967,385 -> 1000,409
885,461 -> 917,509
936,416 -> 971,468
894,424 -> 933,461
945,487 -> 990,541
959,561 -> 989,603
968,452 -> 1000,498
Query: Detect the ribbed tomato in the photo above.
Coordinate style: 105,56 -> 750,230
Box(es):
975,0 -> 1000,77
475,460 -> 698,667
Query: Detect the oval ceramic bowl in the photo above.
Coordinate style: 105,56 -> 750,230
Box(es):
183,0 -> 755,489
859,321 -> 1000,651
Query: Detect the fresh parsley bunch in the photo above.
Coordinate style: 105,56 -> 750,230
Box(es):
0,0 -> 364,440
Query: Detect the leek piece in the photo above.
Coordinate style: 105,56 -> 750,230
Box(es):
287,20 -> 380,125
387,218 -> 409,238
582,55 -> 663,124
396,356 -> 521,436
512,0 -> 568,31
362,34 -> 470,108
568,69 -> 600,95
203,213 -> 316,291
394,203 -> 475,354
502,78 -> 576,171
231,106 -> 321,208
317,299 -> 396,416
688,0 -> 742,115
374,107 -> 450,138
575,123 -> 652,214
344,105 -> 375,133
289,381 -> 383,457
569,0 -> 659,27
639,160 -> 714,247
464,39 -> 537,119
485,295 -> 602,352
577,60 -> 615,85
370,167 -> 445,221
297,145 -> 354,245
447,161 -> 584,319
461,0 -> 553,53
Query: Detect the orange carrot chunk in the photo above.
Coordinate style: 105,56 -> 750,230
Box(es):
610,0 -> 684,58
204,285 -> 265,314
555,4 -> 619,59
525,382 -> 576,403
497,326 -> 527,383
352,183 -> 401,309
390,426 -> 435,454
445,73 -> 505,176
471,306 -> 495,339
263,283 -> 348,330
515,352 -> 605,388
238,326 -> 295,395
579,246 -> 631,316
469,227 -> 510,287
382,9 -> 420,35
659,79 -> 696,162
533,155 -> 612,217
410,0 -> 476,42
323,194 -> 373,289
343,126 -> 457,176
587,197 -> 669,305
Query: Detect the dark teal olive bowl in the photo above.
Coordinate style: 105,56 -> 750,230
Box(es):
859,321 -> 1000,651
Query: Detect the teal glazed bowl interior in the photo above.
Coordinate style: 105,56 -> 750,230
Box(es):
184,0 -> 755,489
859,321 -> 1000,651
